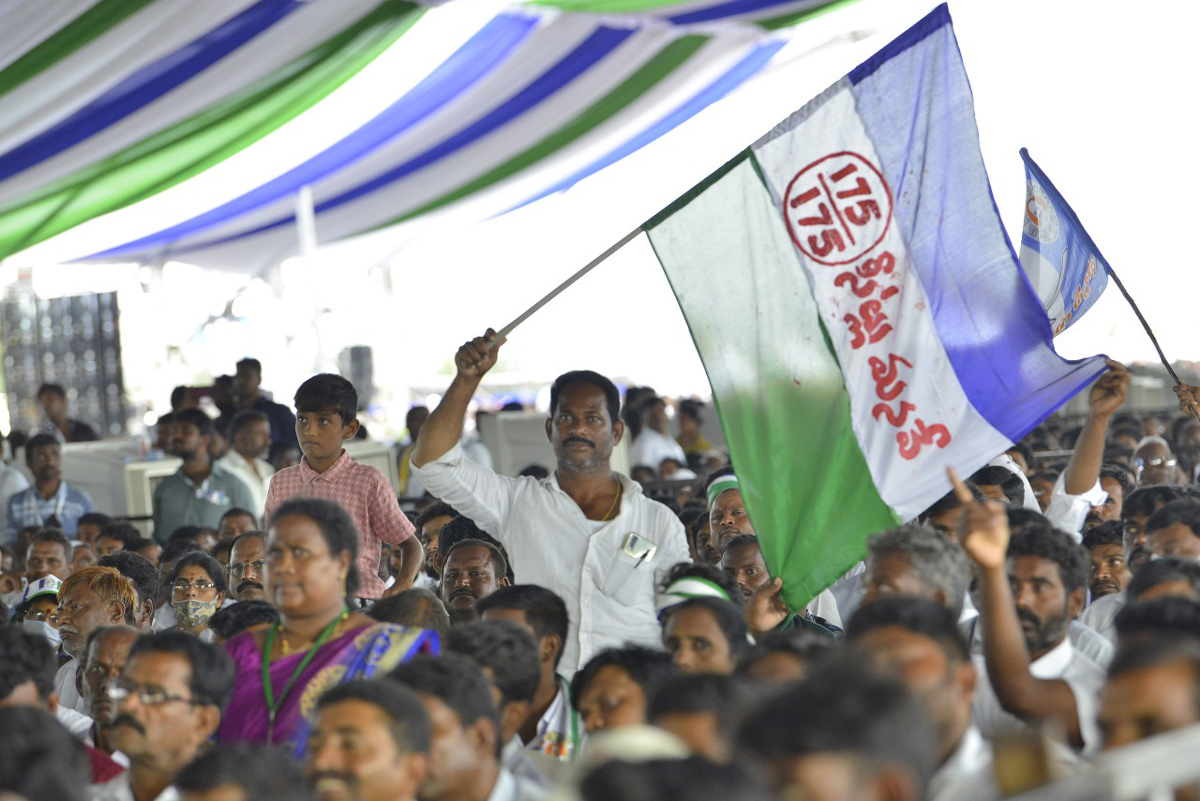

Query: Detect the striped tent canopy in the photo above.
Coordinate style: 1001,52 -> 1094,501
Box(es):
0,0 -> 859,272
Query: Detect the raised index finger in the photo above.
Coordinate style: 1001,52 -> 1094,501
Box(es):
947,467 -> 974,505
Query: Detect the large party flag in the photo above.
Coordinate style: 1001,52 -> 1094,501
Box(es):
1018,148 -> 1111,335
644,4 -> 1107,609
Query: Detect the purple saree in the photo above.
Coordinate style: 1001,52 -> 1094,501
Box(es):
218,621 -> 438,757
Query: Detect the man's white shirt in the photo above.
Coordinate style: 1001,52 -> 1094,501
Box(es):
0,461 -> 30,539
1078,592 -> 1124,644
55,658 -> 90,715
970,636 -> 1105,754
1044,473 -> 1106,543
411,443 -> 689,676
57,704 -> 94,739
216,450 -> 274,519
526,675 -> 582,762
90,772 -> 179,801
629,429 -> 686,472
928,725 -> 997,801
483,766 -> 548,801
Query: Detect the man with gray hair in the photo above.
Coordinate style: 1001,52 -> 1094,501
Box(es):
862,523 -> 972,621
1135,435 -> 1180,487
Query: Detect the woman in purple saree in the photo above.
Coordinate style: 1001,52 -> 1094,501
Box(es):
219,498 -> 437,757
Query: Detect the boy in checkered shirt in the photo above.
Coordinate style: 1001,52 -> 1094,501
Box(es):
262,374 -> 422,602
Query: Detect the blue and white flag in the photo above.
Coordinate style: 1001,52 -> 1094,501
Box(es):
1018,148 -> 1111,335
645,4 -> 1106,608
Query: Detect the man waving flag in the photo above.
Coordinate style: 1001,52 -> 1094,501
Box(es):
645,4 -> 1107,610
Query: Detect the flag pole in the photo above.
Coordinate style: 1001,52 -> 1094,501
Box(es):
488,225 -> 645,347
1102,265 -> 1200,424
1020,147 -> 1197,423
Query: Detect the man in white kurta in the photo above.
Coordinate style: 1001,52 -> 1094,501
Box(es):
411,330 -> 689,676
215,410 -> 274,519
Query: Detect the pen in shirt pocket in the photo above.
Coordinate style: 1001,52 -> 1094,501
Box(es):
623,532 -> 657,568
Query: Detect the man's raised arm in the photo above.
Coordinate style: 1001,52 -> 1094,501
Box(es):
1063,359 -> 1129,496
955,469 -> 1087,750
1044,359 -> 1129,540
412,328 -> 505,468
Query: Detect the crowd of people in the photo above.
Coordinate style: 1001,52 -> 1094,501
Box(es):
3,329 -> 1200,801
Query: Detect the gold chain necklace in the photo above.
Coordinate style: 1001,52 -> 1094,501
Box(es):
600,479 -> 622,521
277,610 -> 349,657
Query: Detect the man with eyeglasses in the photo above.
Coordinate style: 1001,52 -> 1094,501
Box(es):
1134,436 -> 1181,487
94,630 -> 235,801
15,574 -> 62,639
226,531 -> 267,603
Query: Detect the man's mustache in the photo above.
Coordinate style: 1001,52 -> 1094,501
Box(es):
238,580 -> 264,594
450,587 -> 478,600
565,437 -> 595,448
111,713 -> 145,735
1016,607 -> 1041,628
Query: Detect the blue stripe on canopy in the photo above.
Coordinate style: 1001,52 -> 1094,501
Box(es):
163,25 -> 637,255
93,12 -> 540,258
668,0 -> 812,25
514,38 -> 784,209
0,0 -> 302,183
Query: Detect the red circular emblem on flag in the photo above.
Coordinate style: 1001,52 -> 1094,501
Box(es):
782,151 -> 893,266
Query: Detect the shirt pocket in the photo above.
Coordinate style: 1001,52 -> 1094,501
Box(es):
600,547 -> 657,608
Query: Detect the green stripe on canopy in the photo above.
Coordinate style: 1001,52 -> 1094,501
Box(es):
0,0 -> 423,260
757,0 -> 858,30
0,0 -> 159,98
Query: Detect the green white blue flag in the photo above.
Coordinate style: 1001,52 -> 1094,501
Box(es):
645,4 -> 1106,608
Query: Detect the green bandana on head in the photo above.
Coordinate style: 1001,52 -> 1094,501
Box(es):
706,474 -> 740,507
655,576 -> 732,617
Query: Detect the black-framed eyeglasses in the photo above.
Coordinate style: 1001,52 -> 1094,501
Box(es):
105,677 -> 198,706
25,609 -> 58,624
228,559 -> 265,578
171,579 -> 217,594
